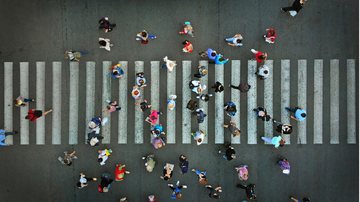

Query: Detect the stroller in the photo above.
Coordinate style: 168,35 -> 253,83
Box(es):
142,154 -> 156,172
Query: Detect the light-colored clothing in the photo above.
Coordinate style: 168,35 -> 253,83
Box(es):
295,109 -> 306,121
261,136 -> 282,148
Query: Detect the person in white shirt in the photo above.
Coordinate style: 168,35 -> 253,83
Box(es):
99,38 -> 113,51
256,65 -> 270,80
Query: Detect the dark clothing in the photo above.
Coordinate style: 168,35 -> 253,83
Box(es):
282,0 -> 304,12
254,107 -> 271,121
140,101 -> 150,112
237,184 -> 256,200
207,187 -> 221,199
98,18 -> 116,32
179,160 -> 189,174
225,147 -> 236,161
230,83 -> 251,93
212,82 -> 224,93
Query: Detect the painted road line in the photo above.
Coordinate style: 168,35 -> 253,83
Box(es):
215,64 -> 224,144
297,60 -> 307,144
4,62 -> 13,145
36,62 -> 46,145
135,61 -> 144,144
20,62 -> 29,145
118,61 -> 128,144
264,60 -> 273,142
69,62 -> 79,144
281,60 -> 290,144
230,60 -> 241,144
330,59 -> 339,144
85,62 -> 96,143
182,61 -> 192,144
199,60 -> 209,144
347,59 -> 356,144
313,59 -> 323,144
167,62 -> 176,144
52,62 -> 62,144
101,61 -> 112,144
151,61 -> 160,111
247,60 -> 257,144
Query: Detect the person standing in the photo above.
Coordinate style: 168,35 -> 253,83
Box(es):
281,0 -> 307,17
251,49 -> 267,63
25,109 -> 52,122
168,180 -> 187,200
0,129 -> 17,146
261,135 -> 285,148
179,154 -> 189,174
229,82 -> 251,93
205,185 -> 222,199
14,96 -> 35,107
225,34 -> 243,47
99,38 -> 113,51
286,106 -> 307,121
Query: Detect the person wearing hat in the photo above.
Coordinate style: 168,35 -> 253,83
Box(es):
98,149 -> 112,166
167,95 -> 177,111
179,21 -> 194,37
225,33 -> 243,47
194,65 -> 208,78
256,64 -> 270,80
229,82 -> 251,93
253,106 -> 271,121
25,108 -> 52,122
286,106 -> 307,121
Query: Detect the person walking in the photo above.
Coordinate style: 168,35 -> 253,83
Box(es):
235,165 -> 249,181
58,150 -> 77,166
286,106 -> 307,121
182,40 -> 193,53
179,154 -> 189,174
211,81 -> 224,93
205,185 -> 222,199
110,63 -> 124,79
251,49 -> 267,63
162,56 -> 177,72
168,180 -> 187,200
179,21 -> 194,37
14,96 -> 35,107
136,30 -> 156,44
0,129 -> 17,146
145,110 -> 162,125
195,108 -> 207,123
191,130 -> 206,145
237,183 -> 256,200
196,93 -> 213,102
136,72 -> 147,88
77,173 -> 97,189
25,109 -> 52,122
223,121 -> 241,137
225,34 -> 243,47
88,116 -> 102,134
289,196 -> 311,202
214,54 -> 229,65
218,143 -> 236,161
167,95 -> 177,111
115,164 -> 131,181
261,135 -> 285,148
136,99 -> 151,112
199,48 -> 217,62
99,38 -> 113,51
98,17 -> 116,32
264,28 -> 276,44
229,82 -> 251,93
194,65 -> 208,78
281,0 -> 307,17
104,100 -> 121,113
191,168 -> 208,185
253,106 -> 271,121
87,131 -> 104,146
161,163 -> 174,181
256,64 -> 270,80
98,149 -> 112,166
272,119 -> 293,134
64,50 -> 83,61
224,101 -> 237,117
278,158 -> 291,175
98,172 -> 114,193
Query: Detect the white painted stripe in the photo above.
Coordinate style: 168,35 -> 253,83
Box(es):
230,60 -> 241,144
167,63 -> 176,144
215,64 -> 224,144
281,60 -> 291,144
118,61 -> 128,144
69,62 -> 79,144
264,60 -> 273,142
199,60 -> 209,144
330,59 -> 339,144
52,62 -> 62,144
297,60 -> 307,144
247,60 -> 257,144
313,59 -> 323,144
151,61 -> 160,111
36,62 -> 46,145
20,62 -> 29,145
347,59 -> 356,144
135,61 -> 144,144
85,62 -> 96,143
182,61 -> 192,144
101,61 -> 112,144
4,62 -> 13,145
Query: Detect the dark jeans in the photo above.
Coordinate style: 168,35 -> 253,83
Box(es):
285,107 -> 299,113
282,6 -> 295,12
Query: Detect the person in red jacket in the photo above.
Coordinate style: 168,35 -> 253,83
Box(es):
182,40 -> 193,53
25,109 -> 52,122
264,28 -> 276,44
251,49 -> 268,63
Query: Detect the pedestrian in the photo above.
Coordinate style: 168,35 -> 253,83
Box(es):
229,82 -> 251,93
281,0 -> 307,17
223,121 -> 241,137
136,30 -> 156,44
196,93 -> 213,102
88,116 -> 102,134
151,135 -> 166,149
256,64 -> 270,80
58,150 -> 77,166
151,124 -> 165,137
115,164 -> 131,181
182,40 -> 193,53
87,131 -> 104,146
119,197 -> 128,202
237,183 -> 256,200
98,17 -> 116,33
195,108 -> 207,123
162,56 -> 177,72
168,180 -> 187,200
99,38 -> 113,51
191,168 -> 208,185
104,100 -> 121,113
199,48 -> 217,62
261,135 -> 285,148
235,165 -> 249,181
14,96 -> 35,107
110,63 -> 124,79
191,83 -> 206,95
179,21 -> 194,37
194,65 -> 208,78
77,173 -> 97,189
191,130 -> 206,145
278,158 -> 291,175
25,108 -> 52,122
251,49 -> 267,63
137,99 -> 152,112
286,106 -> 307,121
253,106 -> 271,121
211,81 -> 224,93
98,148 -> 112,166
167,95 -> 177,111
218,143 -> 236,161
131,85 -> 142,100
224,101 -> 237,117
205,185 -> 222,199
136,72 -> 147,88
272,119 -> 293,134
225,34 -> 243,47
145,110 -> 161,125
160,163 -> 174,181
215,54 -> 229,65
143,154 -> 156,173
179,154 -> 189,174
186,99 -> 198,112
264,28 -> 276,44
289,196 -> 311,202
98,172 -> 114,193
0,129 -> 17,146
64,50 -> 83,61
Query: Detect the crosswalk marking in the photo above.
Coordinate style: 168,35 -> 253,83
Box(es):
36,62 -> 45,145
20,62 -> 29,145
199,60 -> 209,144
102,61 -> 112,144
297,60 -> 307,144
135,61 -> 144,144
4,62 -> 13,145
230,60 -> 241,144
69,62 -> 79,144
347,59 -> 356,144
167,62 -> 176,144
264,60 -> 273,142
247,60 -> 257,144
182,61 -> 192,144
150,61 -> 160,143
215,64 -> 225,144
85,62 -> 96,143
281,60 -> 290,144
330,59 -> 340,144
314,59 -> 323,144
52,62 -> 62,144
118,61 -> 128,144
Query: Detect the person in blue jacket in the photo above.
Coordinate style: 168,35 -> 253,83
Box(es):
0,129 -> 17,146
168,180 -> 187,200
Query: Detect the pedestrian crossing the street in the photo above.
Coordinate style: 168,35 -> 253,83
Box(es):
2,59 -> 358,146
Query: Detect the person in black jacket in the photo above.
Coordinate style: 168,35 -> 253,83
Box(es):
281,0 -> 307,16
237,183 -> 256,200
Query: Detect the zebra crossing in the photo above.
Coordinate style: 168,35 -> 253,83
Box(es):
2,59 -> 358,145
